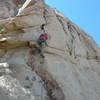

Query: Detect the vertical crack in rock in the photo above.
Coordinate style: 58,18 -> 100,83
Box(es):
27,49 -> 65,100
54,12 -> 75,41
35,68 -> 65,100
55,13 -> 76,57
41,6 -> 48,34
55,14 -> 68,35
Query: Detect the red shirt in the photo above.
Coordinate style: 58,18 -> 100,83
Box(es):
39,34 -> 48,40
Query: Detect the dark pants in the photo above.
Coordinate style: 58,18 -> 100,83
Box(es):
37,38 -> 47,48
37,38 -> 47,58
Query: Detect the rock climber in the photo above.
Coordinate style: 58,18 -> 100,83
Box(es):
37,33 -> 48,48
36,33 -> 49,58
28,33 -> 49,62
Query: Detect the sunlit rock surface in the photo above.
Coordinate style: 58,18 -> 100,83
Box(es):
0,0 -> 19,19
0,0 -> 100,100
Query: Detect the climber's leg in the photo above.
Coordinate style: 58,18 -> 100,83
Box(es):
36,39 -> 45,58
29,47 -> 45,59
37,47 -> 45,58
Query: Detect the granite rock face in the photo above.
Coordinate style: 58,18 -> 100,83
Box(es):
0,0 -> 100,100
12,0 -> 26,6
0,0 -> 18,19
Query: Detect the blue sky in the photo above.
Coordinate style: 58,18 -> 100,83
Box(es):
45,0 -> 100,46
